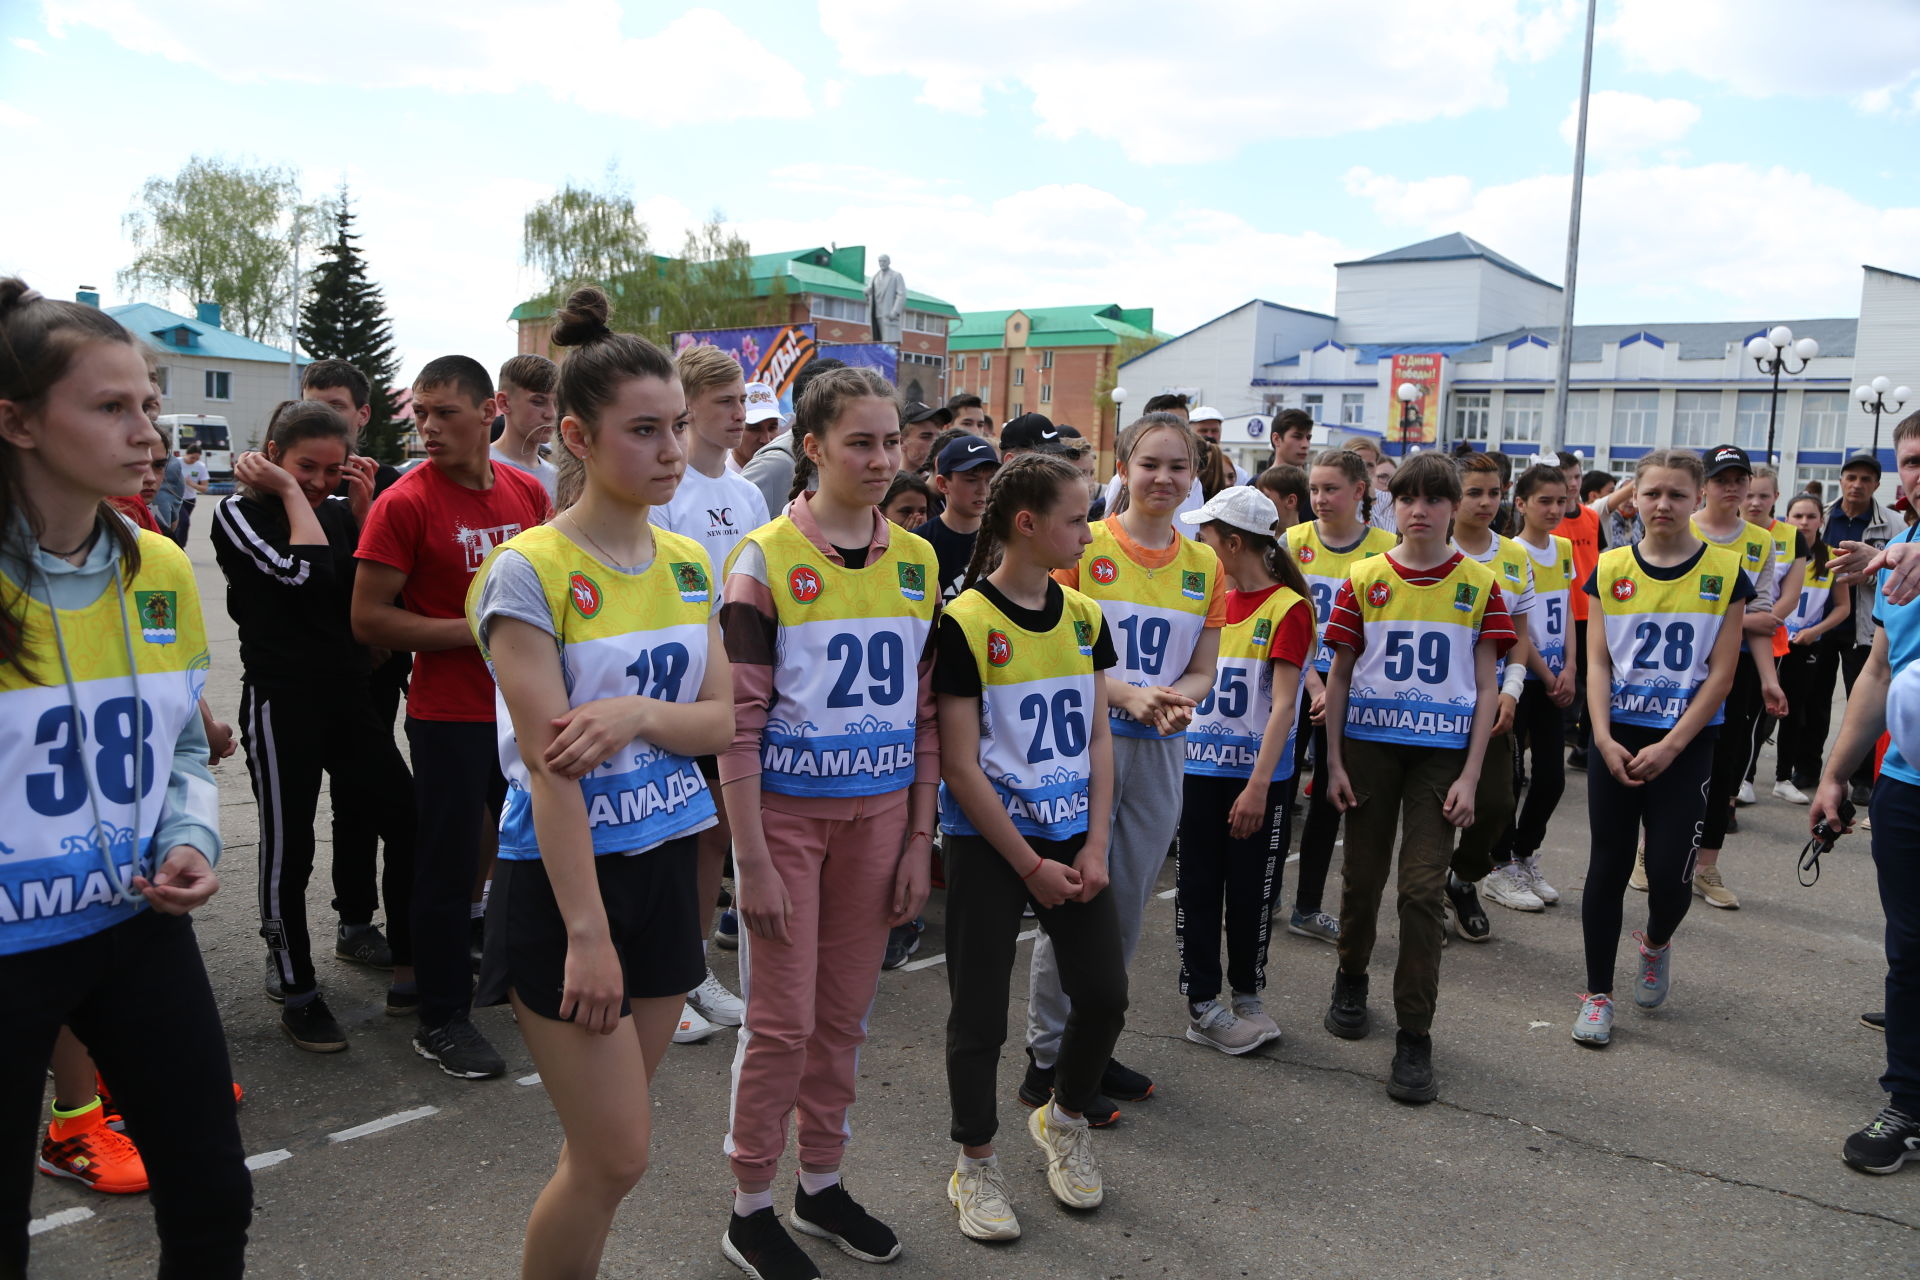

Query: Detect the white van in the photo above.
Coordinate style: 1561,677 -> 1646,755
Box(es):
155,414 -> 234,484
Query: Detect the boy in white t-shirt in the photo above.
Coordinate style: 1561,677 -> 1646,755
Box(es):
652,343 -> 771,1039
488,354 -> 558,498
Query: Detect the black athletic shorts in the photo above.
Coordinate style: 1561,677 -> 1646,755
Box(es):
476,836 -> 704,1022
697,753 -> 721,782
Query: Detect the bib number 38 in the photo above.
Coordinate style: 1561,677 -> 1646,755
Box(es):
27,697 -> 157,817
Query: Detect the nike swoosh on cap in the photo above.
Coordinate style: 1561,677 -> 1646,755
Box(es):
1041,430 -> 1058,439
968,443 -> 987,452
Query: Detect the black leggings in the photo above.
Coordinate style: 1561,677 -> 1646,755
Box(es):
1582,723 -> 1717,994
1701,658 -> 1762,850
1175,774 -> 1289,1003
1497,682 -> 1568,863
1,911 -> 252,1278
1289,709 -> 1341,914
1775,639 -> 1840,785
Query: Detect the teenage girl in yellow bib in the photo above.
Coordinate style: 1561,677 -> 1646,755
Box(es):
1023,412 -> 1223,1119
0,280 -> 250,1277
1282,449 -> 1396,945
1574,451 -> 1751,1047
467,288 -> 734,1279
1774,492 -> 1850,801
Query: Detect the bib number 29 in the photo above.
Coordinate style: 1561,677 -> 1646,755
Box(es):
27,698 -> 157,817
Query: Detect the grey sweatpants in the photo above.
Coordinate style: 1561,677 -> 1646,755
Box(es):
1026,733 -> 1184,1068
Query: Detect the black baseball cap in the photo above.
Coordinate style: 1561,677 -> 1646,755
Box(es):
1703,444 -> 1752,478
1842,451 -> 1883,478
998,413 -> 1067,454
903,400 -> 953,428
937,437 -> 1000,475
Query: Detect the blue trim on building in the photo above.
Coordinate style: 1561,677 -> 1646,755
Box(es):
1310,339 -> 1347,353
1618,332 -> 1665,349
1608,444 -> 1654,460
1507,334 -> 1550,350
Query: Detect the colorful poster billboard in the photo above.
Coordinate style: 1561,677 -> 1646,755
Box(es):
671,324 -> 817,413
1386,352 -> 1443,452
819,342 -> 899,386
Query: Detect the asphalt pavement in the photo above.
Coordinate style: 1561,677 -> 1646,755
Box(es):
23,534 -> 1917,1279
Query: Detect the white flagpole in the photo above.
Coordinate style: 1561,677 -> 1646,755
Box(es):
1548,0 -> 1597,456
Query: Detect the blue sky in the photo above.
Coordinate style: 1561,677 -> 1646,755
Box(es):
3,0 -> 1916,376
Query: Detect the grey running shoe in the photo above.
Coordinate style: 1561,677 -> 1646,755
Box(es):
1231,992 -> 1282,1044
334,923 -> 394,969
1572,993 -> 1614,1047
1633,931 -> 1671,1008
1287,907 -> 1340,944
1186,1000 -> 1269,1055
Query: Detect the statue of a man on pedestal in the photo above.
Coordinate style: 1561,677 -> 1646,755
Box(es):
866,254 -> 905,344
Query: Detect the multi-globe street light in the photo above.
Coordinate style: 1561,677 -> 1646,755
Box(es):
1856,378 -> 1912,459
1744,325 -> 1820,463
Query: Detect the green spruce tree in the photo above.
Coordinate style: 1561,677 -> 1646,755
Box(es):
301,186 -> 405,462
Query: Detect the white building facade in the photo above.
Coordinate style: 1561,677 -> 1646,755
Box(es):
1120,236 -> 1920,500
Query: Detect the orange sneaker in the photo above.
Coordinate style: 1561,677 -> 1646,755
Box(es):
38,1100 -> 149,1194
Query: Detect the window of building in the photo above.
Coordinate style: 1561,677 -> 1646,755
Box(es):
1041,350 -> 1055,370
154,365 -> 170,397
1262,393 -> 1285,415
904,310 -> 947,336
1502,392 -> 1544,444
952,355 -> 967,373
204,369 -> 232,401
1798,465 -> 1843,505
1672,390 -> 1721,448
1563,390 -> 1598,445
980,354 -> 991,371
1451,393 -> 1490,444
1800,391 -> 1849,451
1302,392 -> 1326,423
1013,366 -> 1025,387
1340,392 -> 1365,426
1040,384 -> 1053,404
1611,390 -> 1659,446
809,295 -> 865,323
1011,402 -> 1024,417
1729,391 -> 1771,452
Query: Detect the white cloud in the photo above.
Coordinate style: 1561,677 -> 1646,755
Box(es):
11,36 -> 47,55
1604,0 -> 1920,105
38,1 -> 810,123
1559,90 -> 1700,158
0,103 -> 41,130
817,0 -> 1575,163
1344,160 -> 1920,319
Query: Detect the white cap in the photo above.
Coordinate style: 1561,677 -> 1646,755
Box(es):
1188,404 -> 1223,423
1890,661 -> 1920,777
1179,484 -> 1278,536
743,381 -> 781,424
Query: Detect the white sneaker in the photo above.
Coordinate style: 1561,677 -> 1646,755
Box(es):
1522,856 -> 1560,906
1028,1103 -> 1103,1209
1736,780 -> 1757,806
1185,1000 -> 1270,1055
671,1002 -> 715,1044
1773,780 -> 1811,805
687,968 -> 744,1026
949,1161 -> 1021,1241
1481,864 -> 1544,912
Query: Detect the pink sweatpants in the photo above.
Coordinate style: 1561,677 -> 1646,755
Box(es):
725,793 -> 906,1183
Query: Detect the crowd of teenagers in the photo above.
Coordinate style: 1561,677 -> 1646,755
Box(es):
7,274 -> 1920,1280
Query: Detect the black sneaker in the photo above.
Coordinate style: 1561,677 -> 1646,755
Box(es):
1324,970 -> 1371,1040
263,956 -> 285,1004
880,921 -> 922,971
1016,1051 -> 1119,1127
1842,1105 -> 1920,1174
790,1181 -> 901,1262
1443,874 -> 1491,944
1863,1010 -> 1887,1032
385,986 -> 421,1018
1851,781 -> 1875,808
722,1206 -> 821,1280
281,995 -> 349,1053
335,923 -> 394,969
1387,1029 -> 1437,1105
412,1016 -> 505,1079
1100,1057 -> 1154,1102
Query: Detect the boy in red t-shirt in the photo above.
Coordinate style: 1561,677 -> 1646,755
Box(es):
353,355 -> 551,1079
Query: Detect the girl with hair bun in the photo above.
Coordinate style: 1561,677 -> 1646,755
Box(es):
718,364 -> 937,1277
0,279 -> 251,1276
467,286 -> 735,1278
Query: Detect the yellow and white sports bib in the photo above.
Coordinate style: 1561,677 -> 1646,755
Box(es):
1786,563 -> 1836,638
0,533 -> 212,954
471,524 -> 716,859
744,517 -> 936,798
1592,543 -> 1745,729
1520,534 -> 1575,678
1342,555 -> 1496,750
1284,521 -> 1396,672
1074,520 -> 1218,739
1186,588 -> 1310,781
939,586 -> 1104,842
1691,515 -> 1775,593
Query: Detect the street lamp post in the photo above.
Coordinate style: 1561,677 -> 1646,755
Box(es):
1397,382 -> 1420,456
1109,386 -> 1129,476
1744,326 -> 1820,464
1856,378 -> 1913,460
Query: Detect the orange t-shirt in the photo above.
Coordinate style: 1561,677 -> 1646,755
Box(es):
1053,517 -> 1230,629
1561,503 -> 1601,622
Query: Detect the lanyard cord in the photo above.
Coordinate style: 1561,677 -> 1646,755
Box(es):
40,551 -> 146,898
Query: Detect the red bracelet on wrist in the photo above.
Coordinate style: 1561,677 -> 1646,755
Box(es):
1020,856 -> 1046,881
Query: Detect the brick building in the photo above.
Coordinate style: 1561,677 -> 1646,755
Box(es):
947,305 -> 1164,475
511,246 -> 959,404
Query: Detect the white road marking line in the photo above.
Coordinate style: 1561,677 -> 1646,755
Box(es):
28,1207 -> 93,1236
245,1149 -> 293,1171
901,928 -> 1039,972
1158,889 -> 1176,899
518,1073 -> 543,1086
328,1105 -> 439,1143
